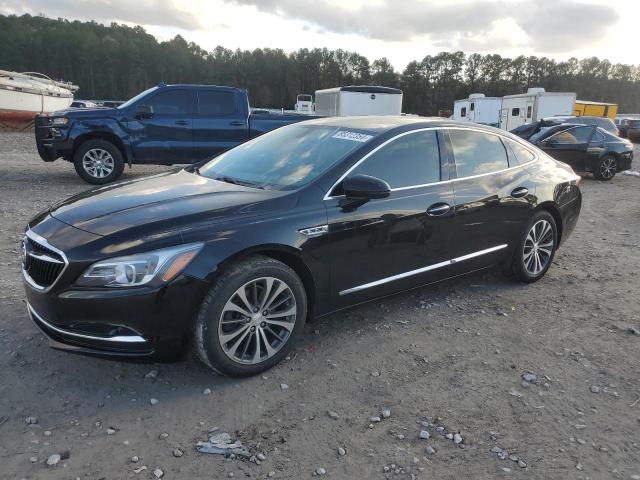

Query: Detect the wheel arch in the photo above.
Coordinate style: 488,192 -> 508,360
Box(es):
536,202 -> 563,246
210,244 -> 317,317
72,132 -> 130,165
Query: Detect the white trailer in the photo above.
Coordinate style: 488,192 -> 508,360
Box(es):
500,88 -> 576,130
294,94 -> 314,114
314,86 -> 402,117
452,93 -> 502,127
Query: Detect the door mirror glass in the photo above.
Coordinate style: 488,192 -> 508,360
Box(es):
343,174 -> 391,200
135,104 -> 154,119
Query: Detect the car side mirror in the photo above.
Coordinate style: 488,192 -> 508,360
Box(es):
135,104 -> 154,119
343,174 -> 391,201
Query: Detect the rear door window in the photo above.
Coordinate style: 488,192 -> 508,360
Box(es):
198,90 -> 237,116
448,129 -> 509,177
350,130 -> 441,188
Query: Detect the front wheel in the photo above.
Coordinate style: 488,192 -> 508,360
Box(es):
194,256 -> 307,377
511,211 -> 558,283
592,155 -> 617,181
73,139 -> 124,184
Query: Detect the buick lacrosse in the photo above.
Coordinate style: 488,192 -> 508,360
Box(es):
22,117 -> 582,376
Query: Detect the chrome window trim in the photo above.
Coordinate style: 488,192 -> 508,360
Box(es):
339,244 -> 508,295
22,229 -> 69,293
27,303 -> 147,344
323,125 -> 539,200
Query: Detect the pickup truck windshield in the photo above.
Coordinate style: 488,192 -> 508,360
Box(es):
117,87 -> 158,109
198,124 -> 377,190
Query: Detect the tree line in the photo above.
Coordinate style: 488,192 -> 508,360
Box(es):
2,14 -> 639,114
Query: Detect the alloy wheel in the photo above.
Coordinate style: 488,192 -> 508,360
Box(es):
599,157 -> 616,179
218,277 -> 297,364
523,219 -> 554,276
82,148 -> 115,178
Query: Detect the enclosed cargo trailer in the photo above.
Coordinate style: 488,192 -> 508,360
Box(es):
314,86 -> 402,117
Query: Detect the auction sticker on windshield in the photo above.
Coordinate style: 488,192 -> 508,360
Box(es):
332,131 -> 374,142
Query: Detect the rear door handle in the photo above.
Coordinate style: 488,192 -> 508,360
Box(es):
175,120 -> 189,126
511,187 -> 529,198
427,203 -> 451,216
230,120 -> 245,126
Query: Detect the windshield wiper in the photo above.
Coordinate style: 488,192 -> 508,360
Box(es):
214,175 -> 265,189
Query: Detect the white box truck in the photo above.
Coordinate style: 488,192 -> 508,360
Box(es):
500,88 -> 576,131
453,93 -> 502,127
314,86 -> 402,117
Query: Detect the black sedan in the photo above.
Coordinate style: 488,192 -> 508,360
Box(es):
22,117 -> 582,376
528,123 -> 634,180
511,116 -> 619,140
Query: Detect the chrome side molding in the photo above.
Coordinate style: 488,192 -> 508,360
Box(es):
299,225 -> 329,238
27,303 -> 147,344
339,244 -> 508,295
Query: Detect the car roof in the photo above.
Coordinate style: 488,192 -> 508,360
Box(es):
300,115 -> 502,133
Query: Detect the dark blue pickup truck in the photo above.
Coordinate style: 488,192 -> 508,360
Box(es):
35,84 -> 316,184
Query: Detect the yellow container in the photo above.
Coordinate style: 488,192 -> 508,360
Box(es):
574,100 -> 618,119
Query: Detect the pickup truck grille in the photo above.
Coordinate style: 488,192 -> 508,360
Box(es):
22,233 -> 67,290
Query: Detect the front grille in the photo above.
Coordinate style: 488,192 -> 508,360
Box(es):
22,234 -> 67,290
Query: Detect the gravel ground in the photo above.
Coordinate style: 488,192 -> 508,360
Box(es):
1,132 -> 639,480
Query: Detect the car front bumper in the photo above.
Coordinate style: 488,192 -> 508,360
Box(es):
24,273 -> 210,360
34,115 -> 72,162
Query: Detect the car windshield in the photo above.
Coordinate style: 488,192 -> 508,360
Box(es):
197,124 -> 377,190
117,87 -> 158,109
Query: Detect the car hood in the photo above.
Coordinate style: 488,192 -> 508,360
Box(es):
55,107 -> 117,118
49,170 -> 291,237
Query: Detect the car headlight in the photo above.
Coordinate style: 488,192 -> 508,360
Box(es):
76,243 -> 203,288
51,117 -> 69,126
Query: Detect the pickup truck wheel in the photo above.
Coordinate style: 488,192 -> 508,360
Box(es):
194,256 -> 307,377
73,139 -> 124,184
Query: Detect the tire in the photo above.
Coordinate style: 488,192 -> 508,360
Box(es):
194,256 -> 307,377
511,211 -> 558,283
592,155 -> 617,181
73,139 -> 125,185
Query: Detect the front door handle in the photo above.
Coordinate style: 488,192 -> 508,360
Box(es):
230,120 -> 245,126
175,120 -> 189,126
511,187 -> 529,198
427,203 -> 451,216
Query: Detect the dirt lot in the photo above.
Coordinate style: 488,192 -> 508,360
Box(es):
0,132 -> 639,480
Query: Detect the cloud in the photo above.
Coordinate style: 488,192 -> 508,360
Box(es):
0,0 -> 202,30
518,0 -> 619,52
226,0 -> 619,52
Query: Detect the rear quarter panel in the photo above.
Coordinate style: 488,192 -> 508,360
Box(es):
526,155 -> 581,246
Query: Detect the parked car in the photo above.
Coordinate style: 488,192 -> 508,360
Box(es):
35,84 -> 317,184
23,117 -> 582,376
615,117 -> 631,138
99,100 -> 124,108
627,119 -> 640,142
528,124 -> 634,180
70,100 -> 98,108
511,115 -> 619,140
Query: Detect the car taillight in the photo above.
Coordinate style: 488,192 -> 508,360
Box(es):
575,176 -> 582,189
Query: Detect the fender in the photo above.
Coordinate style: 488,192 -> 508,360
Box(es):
70,117 -> 136,166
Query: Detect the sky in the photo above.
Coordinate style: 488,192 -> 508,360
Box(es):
1,0 -> 638,70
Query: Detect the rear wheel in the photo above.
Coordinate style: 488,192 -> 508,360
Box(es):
73,139 -> 124,184
511,211 -> 557,283
194,256 -> 307,377
592,155 -> 617,181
